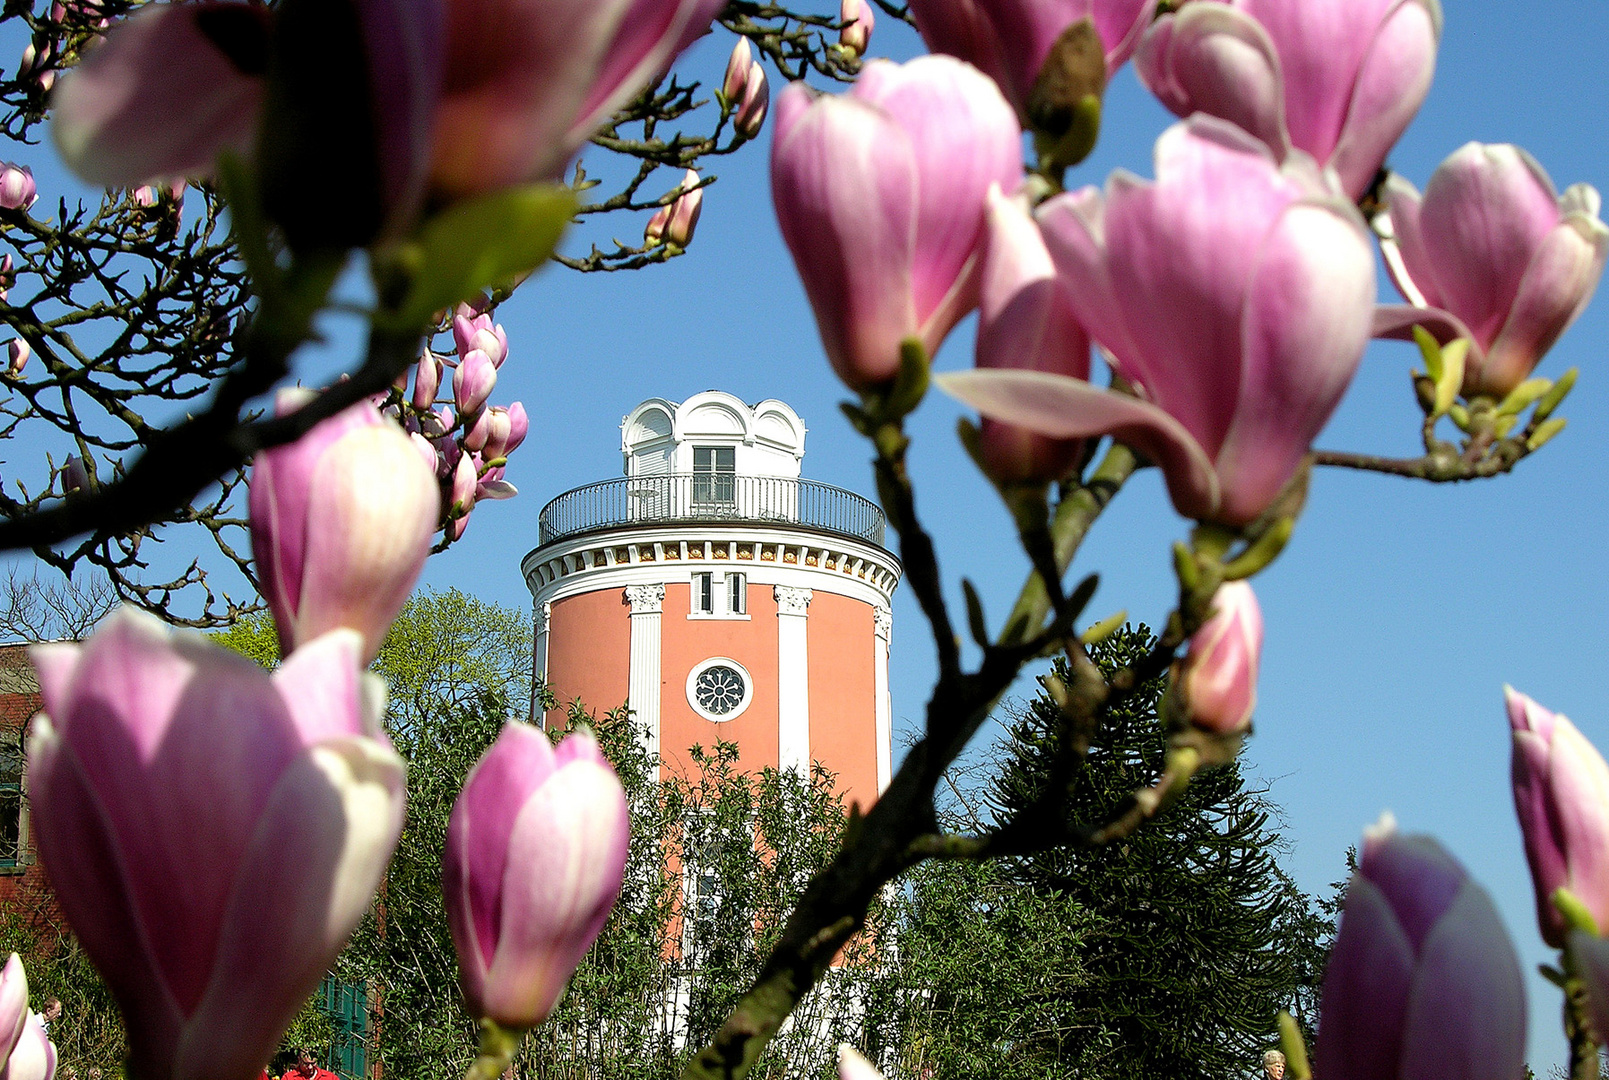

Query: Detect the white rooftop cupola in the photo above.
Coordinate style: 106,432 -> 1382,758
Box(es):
622,392 -> 807,480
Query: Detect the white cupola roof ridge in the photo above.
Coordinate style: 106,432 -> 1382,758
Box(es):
620,392 -> 808,479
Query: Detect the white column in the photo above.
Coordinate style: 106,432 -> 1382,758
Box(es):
775,585 -> 812,777
625,584 -> 664,777
873,605 -> 893,794
531,600 -> 551,725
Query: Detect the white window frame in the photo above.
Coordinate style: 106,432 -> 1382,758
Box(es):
687,571 -> 750,621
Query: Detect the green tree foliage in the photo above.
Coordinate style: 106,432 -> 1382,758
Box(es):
877,626 -> 1330,1080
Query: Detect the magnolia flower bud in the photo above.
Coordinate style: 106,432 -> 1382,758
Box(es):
412,350 -> 442,410
61,455 -> 87,494
28,612 -> 403,1080
0,956 -> 31,1066
444,725 -> 628,1028
453,349 -> 497,416
0,164 -> 36,211
1175,582 -> 1262,736
453,312 -> 509,369
504,402 -> 529,455
248,391 -> 439,663
735,63 -> 769,139
838,0 -> 874,55
644,205 -> 670,246
481,407 -> 514,461
665,170 -> 703,247
463,407 -> 492,452
1316,816 -> 1524,1080
1507,687 -> 1609,947
723,37 -> 753,102
7,339 -> 28,377
449,448 -> 478,516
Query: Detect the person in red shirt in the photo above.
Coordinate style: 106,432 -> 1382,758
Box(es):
287,1049 -> 339,1080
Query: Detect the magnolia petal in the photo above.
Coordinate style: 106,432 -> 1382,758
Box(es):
902,0 -> 1016,113
26,720 -> 187,1080
445,722 -> 557,976
35,610 -> 302,1014
481,759 -> 629,1027
1104,118 -> 1301,457
851,56 -> 1020,332
1215,199 -> 1373,525
571,0 -> 725,144
771,93 -> 919,388
937,369 -> 1219,518
1328,0 -> 1440,198
1396,882 -> 1525,1080
1135,5 -> 1289,160
838,1045 -> 886,1080
51,2 -> 267,187
1372,304 -> 1478,354
173,738 -> 404,1080
1479,211 -> 1608,396
1545,718 -> 1609,936
270,630 -> 374,745
433,0 -> 633,192
0,955 -> 27,1062
1510,726 -> 1569,946
1037,186 -> 1149,386
1381,172 -> 1442,308
1314,877 -> 1415,1080
293,426 -> 439,663
1418,143 -> 1565,348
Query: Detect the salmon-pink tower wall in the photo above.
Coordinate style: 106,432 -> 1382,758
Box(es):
522,393 -> 901,811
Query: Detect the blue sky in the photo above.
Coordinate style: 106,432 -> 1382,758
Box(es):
13,0 -> 1609,1070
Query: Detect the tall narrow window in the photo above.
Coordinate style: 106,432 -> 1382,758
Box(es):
727,573 -> 746,615
0,734 -> 22,871
693,572 -> 714,614
692,446 -> 736,505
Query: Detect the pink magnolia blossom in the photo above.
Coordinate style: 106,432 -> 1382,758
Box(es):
452,349 -> 497,416
7,340 -> 28,378
504,402 -> 529,455
60,456 -> 88,494
771,55 -> 1022,390
51,0 -> 724,223
481,407 -> 514,461
1135,0 -> 1441,199
0,164 -> 37,211
249,391 -> 439,663
1376,144 -> 1607,398
443,724 -> 628,1028
972,183 -> 1090,484
1316,816 -> 1524,1080
940,116 -> 1375,526
452,310 -> 508,369
839,0 -> 875,55
27,611 -> 404,1080
903,0 -> 1152,122
1506,687 -> 1609,948
1176,582 -> 1261,735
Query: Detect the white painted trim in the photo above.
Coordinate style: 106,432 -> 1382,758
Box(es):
873,606 -> 892,794
626,585 -> 664,779
776,586 -> 812,777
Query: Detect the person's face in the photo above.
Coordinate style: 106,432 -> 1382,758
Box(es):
297,1055 -> 316,1075
1266,1064 -> 1285,1080
42,1002 -> 60,1023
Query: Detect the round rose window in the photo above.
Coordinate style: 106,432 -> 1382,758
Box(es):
686,658 -> 753,721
